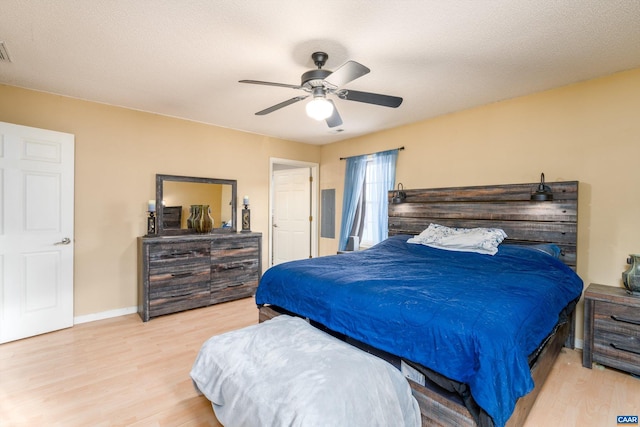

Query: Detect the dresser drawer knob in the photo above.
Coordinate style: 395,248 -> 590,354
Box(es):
171,272 -> 194,278
172,291 -> 198,297
611,314 -> 640,326
610,342 -> 640,356
228,282 -> 244,287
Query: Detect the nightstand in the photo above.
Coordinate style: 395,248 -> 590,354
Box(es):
582,283 -> 640,375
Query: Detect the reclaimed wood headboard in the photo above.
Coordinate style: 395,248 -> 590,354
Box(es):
388,181 -> 579,269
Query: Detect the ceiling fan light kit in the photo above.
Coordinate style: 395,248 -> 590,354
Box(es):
240,51 -> 402,128
306,97 -> 334,121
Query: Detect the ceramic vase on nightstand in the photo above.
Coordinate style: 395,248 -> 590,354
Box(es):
622,254 -> 640,295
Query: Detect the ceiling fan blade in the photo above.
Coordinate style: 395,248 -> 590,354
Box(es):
255,96 -> 307,115
341,89 -> 403,108
324,61 -> 370,88
239,80 -> 302,90
325,100 -> 343,128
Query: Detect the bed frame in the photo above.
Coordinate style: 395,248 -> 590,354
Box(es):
259,180 -> 579,427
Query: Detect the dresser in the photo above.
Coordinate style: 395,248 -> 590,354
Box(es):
138,232 -> 262,321
582,283 -> 640,375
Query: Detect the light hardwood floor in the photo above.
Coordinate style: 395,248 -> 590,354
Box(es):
1,297 -> 638,426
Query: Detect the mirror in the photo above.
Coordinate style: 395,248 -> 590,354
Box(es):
155,174 -> 237,234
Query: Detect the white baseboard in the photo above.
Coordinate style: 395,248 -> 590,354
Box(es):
74,306 -> 138,325
574,338 -> 583,350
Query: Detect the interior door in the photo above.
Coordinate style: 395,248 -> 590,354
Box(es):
0,121 -> 75,344
272,167 -> 311,265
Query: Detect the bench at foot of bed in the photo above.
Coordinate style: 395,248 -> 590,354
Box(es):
191,314 -> 421,427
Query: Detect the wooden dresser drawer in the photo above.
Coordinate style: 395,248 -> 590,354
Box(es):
210,236 -> 260,254
148,285 -> 210,317
209,273 -> 259,304
148,241 -> 211,269
210,236 -> 260,303
147,241 -> 211,317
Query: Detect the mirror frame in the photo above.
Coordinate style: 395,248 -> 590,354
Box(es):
155,174 -> 237,235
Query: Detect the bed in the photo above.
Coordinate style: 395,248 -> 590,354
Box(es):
255,180 -> 582,427
191,313 -> 422,426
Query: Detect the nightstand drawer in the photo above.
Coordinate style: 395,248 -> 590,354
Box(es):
592,331 -> 640,375
593,329 -> 640,357
594,300 -> 640,329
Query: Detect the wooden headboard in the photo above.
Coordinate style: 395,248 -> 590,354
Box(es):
388,181 -> 578,269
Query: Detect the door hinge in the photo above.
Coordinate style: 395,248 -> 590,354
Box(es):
309,176 -> 313,182
309,215 -> 313,222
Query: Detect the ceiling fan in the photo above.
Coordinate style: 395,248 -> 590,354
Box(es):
239,52 -> 403,128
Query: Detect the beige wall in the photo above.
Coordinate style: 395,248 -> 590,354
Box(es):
0,84 -> 320,316
319,68 -> 640,341
2,67 -> 639,340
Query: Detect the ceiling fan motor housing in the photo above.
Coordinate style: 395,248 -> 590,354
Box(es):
301,69 -> 332,88
302,52 -> 332,90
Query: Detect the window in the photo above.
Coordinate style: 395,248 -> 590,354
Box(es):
358,160 -> 385,247
339,149 -> 398,251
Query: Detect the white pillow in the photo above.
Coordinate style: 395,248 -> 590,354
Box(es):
407,223 -> 507,255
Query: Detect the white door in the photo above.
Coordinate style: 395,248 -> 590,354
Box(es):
0,121 -> 74,344
272,168 -> 311,265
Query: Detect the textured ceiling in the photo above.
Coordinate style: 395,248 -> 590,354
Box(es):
1,0 -> 639,145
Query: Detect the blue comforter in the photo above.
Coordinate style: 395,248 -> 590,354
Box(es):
255,235 -> 583,427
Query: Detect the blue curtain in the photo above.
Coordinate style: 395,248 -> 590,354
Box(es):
368,149 -> 398,243
338,149 -> 398,251
338,155 -> 367,251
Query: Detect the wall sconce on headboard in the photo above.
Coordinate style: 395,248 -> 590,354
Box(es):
530,173 -> 553,201
392,183 -> 407,204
